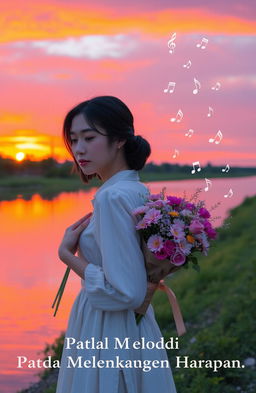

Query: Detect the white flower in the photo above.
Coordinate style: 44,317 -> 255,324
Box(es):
178,239 -> 193,255
147,234 -> 164,252
180,209 -> 193,217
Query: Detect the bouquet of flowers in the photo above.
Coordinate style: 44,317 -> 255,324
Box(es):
133,187 -> 217,335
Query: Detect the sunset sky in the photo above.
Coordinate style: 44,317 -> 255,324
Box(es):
0,0 -> 255,166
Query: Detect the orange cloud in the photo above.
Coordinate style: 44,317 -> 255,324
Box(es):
1,2 -> 256,45
0,112 -> 29,124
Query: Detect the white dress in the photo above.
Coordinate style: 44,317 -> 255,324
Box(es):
56,169 -> 177,393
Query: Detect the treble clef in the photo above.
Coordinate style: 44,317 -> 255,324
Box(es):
167,32 -> 177,54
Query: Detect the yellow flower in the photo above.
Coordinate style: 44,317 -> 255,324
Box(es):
186,235 -> 195,243
169,211 -> 179,217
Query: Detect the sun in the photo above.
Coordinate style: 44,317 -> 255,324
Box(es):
16,152 -> 25,162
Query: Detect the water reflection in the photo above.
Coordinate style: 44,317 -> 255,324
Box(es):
0,177 -> 255,393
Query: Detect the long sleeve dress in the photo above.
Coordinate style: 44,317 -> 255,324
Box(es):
55,169 -> 177,393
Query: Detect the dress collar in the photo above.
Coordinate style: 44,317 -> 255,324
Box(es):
92,169 -> 139,203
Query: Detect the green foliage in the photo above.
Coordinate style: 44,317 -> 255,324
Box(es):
35,332 -> 65,380
43,383 -> 57,393
153,195 -> 256,393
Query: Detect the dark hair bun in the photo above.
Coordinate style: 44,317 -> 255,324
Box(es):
124,134 -> 151,171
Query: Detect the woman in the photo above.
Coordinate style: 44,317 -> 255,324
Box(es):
56,96 -> 177,393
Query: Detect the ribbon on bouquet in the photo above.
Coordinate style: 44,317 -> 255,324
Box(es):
157,280 -> 186,337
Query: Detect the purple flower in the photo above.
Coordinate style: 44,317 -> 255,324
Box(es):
196,233 -> 210,255
207,227 -> 217,239
171,251 -> 186,266
173,218 -> 185,228
170,224 -> 186,240
204,220 -> 212,230
199,207 -> 211,219
178,239 -> 193,256
189,220 -> 204,234
208,229 -> 217,239
203,221 -> 217,239
167,196 -> 184,206
184,202 -> 195,211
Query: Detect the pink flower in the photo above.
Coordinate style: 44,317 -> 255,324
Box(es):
147,234 -> 164,252
171,251 -> 186,266
199,207 -> 211,219
162,239 -> 176,256
135,219 -> 148,230
148,193 -> 162,201
189,220 -> 204,234
132,205 -> 149,216
155,248 -> 168,260
144,208 -> 162,225
146,200 -> 165,208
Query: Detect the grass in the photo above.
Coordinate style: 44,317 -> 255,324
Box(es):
154,195 -> 256,393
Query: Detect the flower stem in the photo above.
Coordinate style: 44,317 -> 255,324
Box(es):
52,267 -> 70,316
135,312 -> 144,325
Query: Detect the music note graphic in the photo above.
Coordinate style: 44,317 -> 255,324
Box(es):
211,82 -> 221,91
185,129 -> 194,138
191,161 -> 201,174
164,82 -> 176,93
167,32 -> 177,54
183,60 -> 192,69
172,149 -> 179,158
193,78 -> 201,94
208,130 -> 223,145
221,164 -> 230,173
207,106 -> 214,117
204,178 -> 212,192
196,37 -> 208,49
224,188 -> 233,198
170,109 -> 183,123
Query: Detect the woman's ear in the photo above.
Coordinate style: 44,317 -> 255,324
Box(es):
117,139 -> 127,149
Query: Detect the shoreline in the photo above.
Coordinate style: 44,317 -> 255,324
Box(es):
0,173 -> 255,201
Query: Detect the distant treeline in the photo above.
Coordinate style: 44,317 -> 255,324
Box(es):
0,156 -> 255,178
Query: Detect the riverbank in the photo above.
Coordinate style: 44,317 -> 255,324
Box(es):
0,170 -> 255,201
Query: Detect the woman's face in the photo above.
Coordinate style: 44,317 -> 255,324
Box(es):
69,113 -> 120,179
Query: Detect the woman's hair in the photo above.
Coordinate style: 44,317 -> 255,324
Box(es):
63,95 -> 151,183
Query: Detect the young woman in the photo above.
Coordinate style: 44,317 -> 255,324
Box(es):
56,96 -> 177,393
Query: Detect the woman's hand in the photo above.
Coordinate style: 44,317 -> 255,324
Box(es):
58,212 -> 93,261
